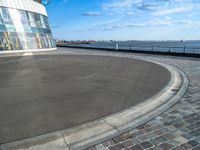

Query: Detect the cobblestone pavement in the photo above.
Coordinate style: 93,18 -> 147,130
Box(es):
60,49 -> 200,150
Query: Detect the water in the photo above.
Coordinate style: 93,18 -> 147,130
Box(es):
59,41 -> 200,54
92,41 -> 200,54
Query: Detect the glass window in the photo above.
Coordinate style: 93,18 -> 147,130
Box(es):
34,14 -> 42,28
1,8 -> 12,24
0,7 -> 55,51
27,12 -> 36,27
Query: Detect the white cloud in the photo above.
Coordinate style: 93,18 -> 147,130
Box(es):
102,0 -> 200,16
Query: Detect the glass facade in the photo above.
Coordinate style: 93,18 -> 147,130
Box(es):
0,6 -> 55,51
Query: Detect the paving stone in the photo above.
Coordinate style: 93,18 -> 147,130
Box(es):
155,136 -> 168,143
108,143 -> 123,150
172,146 -> 187,150
146,132 -> 158,139
121,140 -> 133,148
178,127 -> 190,133
131,131 -> 143,137
95,144 -> 104,150
164,122 -> 172,126
137,134 -> 150,141
182,133 -> 194,140
122,133 -> 133,140
140,141 -> 153,149
149,146 -> 163,150
166,141 -> 179,147
102,140 -> 115,147
112,136 -> 125,143
159,143 -> 174,150
180,143 -> 193,149
85,146 -> 97,150
163,133 -> 175,140
130,138 -> 142,145
124,148 -> 132,150
173,136 -> 188,144
187,140 -> 199,147
129,129 -> 140,135
192,145 -> 200,150
193,136 -> 200,143
190,131 -> 200,137
130,145 -> 143,150
149,139 -> 160,146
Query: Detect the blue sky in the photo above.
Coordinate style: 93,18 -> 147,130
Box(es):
46,0 -> 200,41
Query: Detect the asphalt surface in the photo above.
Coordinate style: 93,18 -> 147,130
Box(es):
0,54 -> 170,144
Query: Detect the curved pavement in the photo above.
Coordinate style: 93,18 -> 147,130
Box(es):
0,55 -> 170,144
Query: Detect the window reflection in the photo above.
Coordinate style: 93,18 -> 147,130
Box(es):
0,7 -> 55,51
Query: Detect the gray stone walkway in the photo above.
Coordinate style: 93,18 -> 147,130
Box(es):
77,50 -> 200,150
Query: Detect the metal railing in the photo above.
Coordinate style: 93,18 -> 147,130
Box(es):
57,43 -> 200,55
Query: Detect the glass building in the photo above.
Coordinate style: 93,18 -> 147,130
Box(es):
0,0 -> 56,51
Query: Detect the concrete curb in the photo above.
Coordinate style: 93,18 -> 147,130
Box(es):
0,48 -> 57,55
1,54 -> 189,150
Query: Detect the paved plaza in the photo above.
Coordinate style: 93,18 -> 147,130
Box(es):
0,48 -> 199,150
0,54 -> 170,144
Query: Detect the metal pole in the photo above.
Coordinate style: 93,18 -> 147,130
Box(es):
116,44 -> 118,51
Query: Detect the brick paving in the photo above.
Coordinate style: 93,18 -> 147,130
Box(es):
75,50 -> 200,150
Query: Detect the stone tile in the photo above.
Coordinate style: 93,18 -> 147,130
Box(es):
173,136 -> 188,144
130,145 -> 143,150
190,131 -> 200,137
172,146 -> 187,150
166,141 -> 179,147
155,136 -> 168,143
163,133 -> 175,140
149,146 -> 163,150
159,143 -> 174,150
122,133 -> 133,140
129,129 -> 140,135
146,132 -> 159,139
137,134 -> 150,141
182,133 -> 194,140
187,140 -> 199,147
108,143 -> 123,150
154,130 -> 164,136
85,147 -> 97,150
130,138 -> 142,145
192,145 -> 200,150
124,148 -> 132,150
102,140 -> 115,147
95,144 -> 104,150
140,141 -> 153,149
112,136 -> 125,143
193,136 -> 200,143
149,139 -> 160,146
121,140 -> 133,148
180,143 -> 193,149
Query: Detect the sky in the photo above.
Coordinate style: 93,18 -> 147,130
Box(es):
46,0 -> 200,41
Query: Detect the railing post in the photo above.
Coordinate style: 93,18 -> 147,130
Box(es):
116,44 -> 118,51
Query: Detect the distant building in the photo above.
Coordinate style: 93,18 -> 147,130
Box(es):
0,0 -> 56,51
